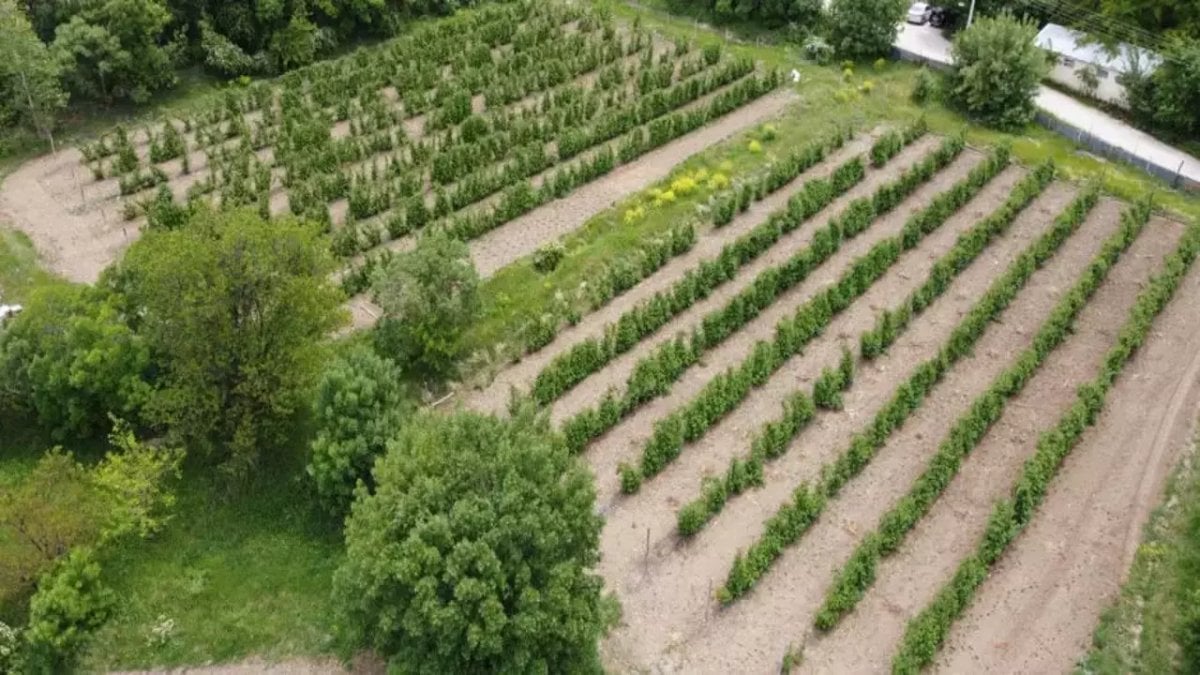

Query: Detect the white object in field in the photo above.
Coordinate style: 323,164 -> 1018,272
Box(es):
790,69 -> 801,83
0,304 -> 22,321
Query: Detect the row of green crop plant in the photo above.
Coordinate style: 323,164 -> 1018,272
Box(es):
890,203 -> 1200,674
529,127 -> 865,406
309,51 -> 757,247
617,137 -> 989,493
559,136 -> 970,457
673,157 -> 1047,537
704,119 -> 924,230
79,1 -> 582,171
715,161 -> 1103,604
869,119 -> 929,169
814,184 -> 1102,631
860,161 -> 1055,359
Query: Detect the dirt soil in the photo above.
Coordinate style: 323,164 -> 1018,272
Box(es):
931,218 -> 1200,675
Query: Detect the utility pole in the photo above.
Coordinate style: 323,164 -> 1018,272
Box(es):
966,0 -> 977,27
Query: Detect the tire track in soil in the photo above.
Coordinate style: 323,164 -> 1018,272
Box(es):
798,198 -> 1182,674
931,217 -> 1200,675
596,168 -> 1060,598
573,149 -> 990,507
604,176 -> 1124,675
461,130 -> 883,416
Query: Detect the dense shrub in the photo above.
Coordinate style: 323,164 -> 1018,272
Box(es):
950,12 -> 1049,130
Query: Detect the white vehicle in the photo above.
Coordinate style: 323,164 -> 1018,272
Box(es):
906,2 -> 931,25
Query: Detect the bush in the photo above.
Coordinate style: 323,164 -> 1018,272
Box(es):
332,410 -> 607,672
307,346 -> 409,516
950,12 -> 1048,130
828,0 -> 907,59
23,548 -> 116,673
532,243 -> 565,273
911,67 -> 938,104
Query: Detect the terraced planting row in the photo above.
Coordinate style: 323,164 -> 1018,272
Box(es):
453,128 -> 1200,673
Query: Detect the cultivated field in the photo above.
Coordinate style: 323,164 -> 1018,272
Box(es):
4,2 -> 1200,673
457,124 -> 1200,672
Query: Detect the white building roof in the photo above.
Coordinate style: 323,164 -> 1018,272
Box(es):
1035,23 -> 1161,75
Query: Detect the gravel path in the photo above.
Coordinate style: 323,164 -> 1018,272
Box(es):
542,135 -> 949,428
798,198 -> 1180,673
932,218 -> 1200,675
461,130 -> 882,415
574,149 -> 988,508
595,170 -> 1106,673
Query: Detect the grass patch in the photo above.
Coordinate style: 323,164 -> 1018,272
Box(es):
82,436 -> 343,670
0,225 -> 66,304
1078,428 -> 1200,674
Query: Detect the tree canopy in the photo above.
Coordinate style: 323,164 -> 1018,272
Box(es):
372,229 -> 481,383
950,12 -> 1048,129
0,0 -> 66,144
113,206 -> 345,477
332,409 -> 607,673
827,0 -> 907,59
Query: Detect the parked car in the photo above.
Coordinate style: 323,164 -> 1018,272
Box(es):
928,6 -> 952,28
906,2 -> 931,24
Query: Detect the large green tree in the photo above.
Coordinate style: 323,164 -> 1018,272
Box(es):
372,230 -> 480,383
950,12 -> 1048,129
0,284 -> 151,440
0,0 -> 66,148
332,409 -> 607,673
827,0 -> 906,59
114,207 -> 345,477
51,0 -> 176,103
1122,35 -> 1200,140
307,344 -> 410,516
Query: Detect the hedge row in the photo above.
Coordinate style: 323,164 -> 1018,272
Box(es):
814,184 -> 1103,631
714,153 -> 1082,604
619,136 -> 988,490
673,152 -> 1044,539
530,131 -> 861,406
860,158 -> 1053,359
869,117 -> 929,168
891,202 -> 1199,674
560,135 -> 970,456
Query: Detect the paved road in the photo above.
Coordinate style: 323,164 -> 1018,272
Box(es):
895,22 -> 1200,188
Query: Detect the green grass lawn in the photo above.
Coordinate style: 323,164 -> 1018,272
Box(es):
1079,428 -> 1200,674
2,0 -> 1199,670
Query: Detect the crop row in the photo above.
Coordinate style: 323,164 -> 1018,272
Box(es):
612,136 -> 977,490
559,135 -> 967,457
890,201 -> 1198,674
813,183 -> 1100,631
672,155 -> 1053,538
529,126 -> 864,406
711,157 -> 1069,603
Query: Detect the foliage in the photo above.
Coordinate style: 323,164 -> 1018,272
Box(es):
22,547 -> 116,673
1122,35 -> 1200,141
0,284 -> 151,440
533,243 -> 566,274
51,0 -> 178,103
114,207 -> 344,479
332,409 -> 607,673
827,0 -> 907,59
666,0 -> 824,27
911,67 -> 937,104
92,419 -> 185,542
893,202 -> 1198,673
950,12 -> 1048,130
307,345 -> 410,516
372,230 -> 481,383
0,0 -> 67,145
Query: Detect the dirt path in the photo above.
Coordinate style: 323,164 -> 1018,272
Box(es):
574,150 -> 988,506
603,177 -> 1122,674
931,219 -> 1200,675
113,654 -> 383,675
460,130 -> 884,416
595,166 -> 1052,595
594,159 -> 1029,671
798,201 -> 1183,673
